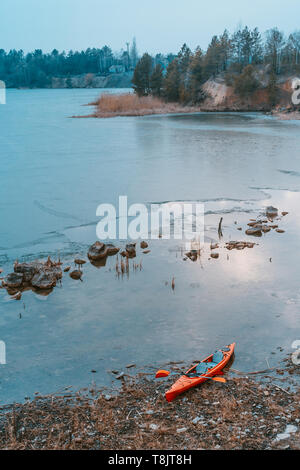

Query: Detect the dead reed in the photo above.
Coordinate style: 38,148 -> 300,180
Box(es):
87,93 -> 200,118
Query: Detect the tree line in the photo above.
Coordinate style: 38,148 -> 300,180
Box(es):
0,39 -> 141,88
132,27 -> 300,104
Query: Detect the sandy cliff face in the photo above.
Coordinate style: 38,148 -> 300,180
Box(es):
201,75 -> 297,112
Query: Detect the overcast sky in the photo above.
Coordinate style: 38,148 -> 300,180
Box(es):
1,0 -> 299,54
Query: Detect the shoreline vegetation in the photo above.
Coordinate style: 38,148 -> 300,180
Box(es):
0,360 -> 299,450
76,93 -> 201,118
73,91 -> 300,120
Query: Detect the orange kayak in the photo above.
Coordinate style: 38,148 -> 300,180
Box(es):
165,343 -> 235,402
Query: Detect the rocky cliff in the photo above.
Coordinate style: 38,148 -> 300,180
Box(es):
51,72 -> 133,89
201,75 -> 298,112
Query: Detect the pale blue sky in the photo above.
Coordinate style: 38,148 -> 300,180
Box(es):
1,0 -> 299,54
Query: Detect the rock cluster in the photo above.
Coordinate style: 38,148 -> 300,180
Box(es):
2,257 -> 62,293
245,207 -> 286,237
226,241 -> 256,250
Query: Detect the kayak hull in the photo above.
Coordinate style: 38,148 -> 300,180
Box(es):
165,343 -> 235,402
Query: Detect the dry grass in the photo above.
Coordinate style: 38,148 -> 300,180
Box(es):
0,372 -> 299,450
82,93 -> 200,118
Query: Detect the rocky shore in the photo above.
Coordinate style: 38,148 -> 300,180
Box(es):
0,359 -> 299,450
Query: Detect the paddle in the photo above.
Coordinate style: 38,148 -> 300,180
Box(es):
155,369 -> 226,383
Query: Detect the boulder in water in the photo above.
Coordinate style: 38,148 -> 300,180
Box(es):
4,272 -> 24,289
245,227 -> 262,237
266,206 -> 278,218
31,272 -> 57,290
14,261 -> 42,282
70,270 -> 82,280
88,242 -> 106,260
125,243 -> 136,258
105,244 -> 119,256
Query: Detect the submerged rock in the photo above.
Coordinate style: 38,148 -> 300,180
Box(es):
245,227 -> 262,237
31,272 -> 57,290
88,241 -> 105,260
14,259 -> 62,284
248,221 -> 262,227
88,242 -> 119,260
69,270 -> 82,280
74,258 -> 86,266
1,258 -> 62,295
105,244 -> 119,255
14,261 -> 42,282
266,206 -> 278,218
125,243 -> 136,258
186,250 -> 198,261
4,272 -> 24,288
226,241 -> 256,250
246,242 -> 255,248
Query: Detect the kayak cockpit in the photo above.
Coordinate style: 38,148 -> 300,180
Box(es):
186,350 -> 224,377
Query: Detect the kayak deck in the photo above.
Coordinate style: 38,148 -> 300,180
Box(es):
165,343 -> 235,402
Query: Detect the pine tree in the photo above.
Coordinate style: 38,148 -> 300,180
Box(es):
188,47 -> 204,103
231,29 -> 243,68
241,26 -> 252,65
219,30 -> 231,71
203,36 -> 221,78
150,64 -> 163,97
251,28 -> 263,64
163,60 -> 181,101
177,43 -> 192,76
234,65 -> 259,97
132,53 -> 153,96
265,28 -> 285,74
